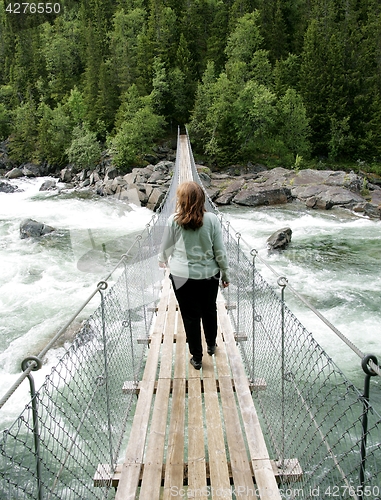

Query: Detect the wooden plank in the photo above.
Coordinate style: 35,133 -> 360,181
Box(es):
214,329 -> 258,500
114,275 -> 171,500
202,334 -> 232,499
95,458 -> 302,488
272,458 -> 303,483
178,135 -> 193,184
162,314 -> 186,499
123,377 -> 266,395
187,314 -> 207,497
138,291 -> 177,499
217,295 -> 282,500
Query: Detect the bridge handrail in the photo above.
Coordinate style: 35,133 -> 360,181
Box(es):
0,212 -> 159,410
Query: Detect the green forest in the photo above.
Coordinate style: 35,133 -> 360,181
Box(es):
1,0 -> 381,173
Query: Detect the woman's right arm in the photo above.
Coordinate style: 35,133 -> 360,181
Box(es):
213,218 -> 230,285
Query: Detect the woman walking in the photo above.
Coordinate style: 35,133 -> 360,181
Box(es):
158,181 -> 229,370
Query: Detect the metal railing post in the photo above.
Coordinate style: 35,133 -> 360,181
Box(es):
358,354 -> 379,500
21,356 -> 43,500
98,281 -> 114,469
277,276 -> 288,470
123,261 -> 136,381
236,232 -> 241,338
250,249 -> 258,384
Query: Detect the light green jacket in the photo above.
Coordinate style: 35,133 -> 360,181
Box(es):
158,212 -> 230,283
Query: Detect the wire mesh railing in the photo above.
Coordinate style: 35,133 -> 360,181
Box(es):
0,128 -> 380,500
221,228 -> 381,499
187,129 -> 381,499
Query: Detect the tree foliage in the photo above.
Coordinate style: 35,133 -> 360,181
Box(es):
66,125 -> 102,171
0,0 -> 380,169
108,86 -> 166,169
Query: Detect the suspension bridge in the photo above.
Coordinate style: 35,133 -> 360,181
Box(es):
0,130 -> 380,500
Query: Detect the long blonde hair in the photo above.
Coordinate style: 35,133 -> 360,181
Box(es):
174,181 -> 205,230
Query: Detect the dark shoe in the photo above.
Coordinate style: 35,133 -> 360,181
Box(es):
190,357 -> 202,370
207,344 -> 217,356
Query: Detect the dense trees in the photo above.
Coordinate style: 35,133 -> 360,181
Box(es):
0,0 -> 380,172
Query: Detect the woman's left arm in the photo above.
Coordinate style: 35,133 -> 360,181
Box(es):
213,218 -> 230,285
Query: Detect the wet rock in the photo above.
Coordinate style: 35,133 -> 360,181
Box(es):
116,185 -> 142,206
20,219 -> 56,239
22,163 -> 41,177
104,166 -> 120,181
0,180 -> 18,193
214,179 -> 245,205
233,185 -> 290,206
5,167 -> 23,179
267,227 -> 292,251
60,167 -> 73,183
39,179 -> 57,191
146,186 -> 166,211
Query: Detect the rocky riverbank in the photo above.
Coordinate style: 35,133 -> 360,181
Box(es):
1,142 -> 381,218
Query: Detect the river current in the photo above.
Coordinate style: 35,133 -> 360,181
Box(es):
0,177 -> 380,423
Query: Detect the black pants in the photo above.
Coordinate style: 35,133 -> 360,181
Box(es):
170,273 -> 220,362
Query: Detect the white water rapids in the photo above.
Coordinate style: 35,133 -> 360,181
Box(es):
0,177 -> 380,424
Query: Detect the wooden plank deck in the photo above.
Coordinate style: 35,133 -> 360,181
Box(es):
107,274 -> 286,500
178,135 -> 193,184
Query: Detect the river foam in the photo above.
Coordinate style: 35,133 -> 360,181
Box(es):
0,180 -> 380,418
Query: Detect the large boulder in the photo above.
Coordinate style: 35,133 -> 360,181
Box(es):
22,163 -> 41,177
104,166 -> 120,182
60,167 -> 73,183
115,184 -> 142,206
20,219 -> 56,239
291,184 -> 364,209
147,161 -> 174,183
214,179 -> 246,205
146,186 -> 166,211
0,180 -> 18,193
39,179 -> 57,191
5,167 -> 23,179
267,227 -> 292,251
233,185 -> 290,206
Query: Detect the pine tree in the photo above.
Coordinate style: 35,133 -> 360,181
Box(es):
82,20 -> 103,129
234,80 -> 278,159
299,19 -> 331,156
8,97 -> 39,163
277,88 -> 311,161
229,0 -> 257,28
109,6 -> 147,93
40,14 -> 82,104
225,11 -> 264,83
147,0 -> 178,67
188,61 -> 218,148
151,57 -> 171,117
37,103 -> 72,166
0,103 -> 11,140
173,33 -> 196,123
0,2 -> 10,86
95,60 -> 120,138
205,0 -> 229,75
9,30 -> 41,102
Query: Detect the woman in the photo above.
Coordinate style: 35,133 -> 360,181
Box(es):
158,181 -> 229,370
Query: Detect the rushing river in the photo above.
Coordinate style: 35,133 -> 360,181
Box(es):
0,177 -> 380,424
